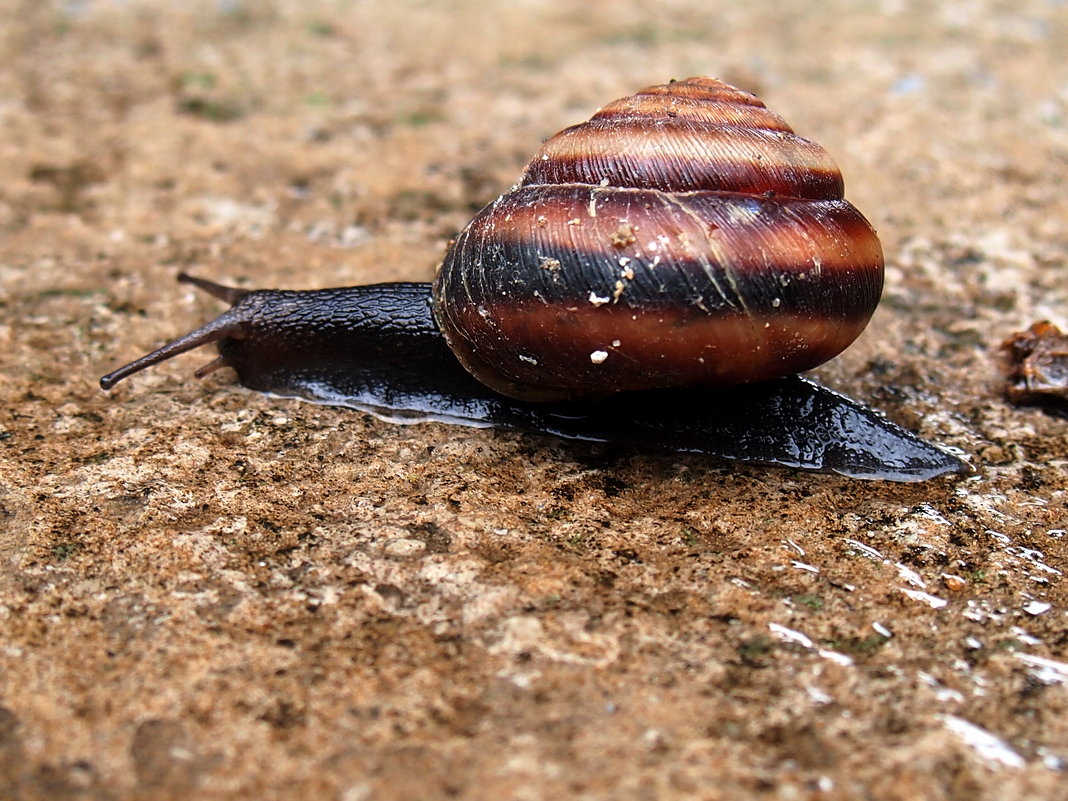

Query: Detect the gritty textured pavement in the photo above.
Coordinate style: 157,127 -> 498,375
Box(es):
1,2 -> 1067,799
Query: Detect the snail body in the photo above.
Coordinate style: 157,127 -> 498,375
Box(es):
100,78 -> 963,481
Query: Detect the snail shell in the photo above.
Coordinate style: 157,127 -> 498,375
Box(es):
433,77 -> 884,401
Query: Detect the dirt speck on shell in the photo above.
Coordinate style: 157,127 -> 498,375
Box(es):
1,2 -> 1066,799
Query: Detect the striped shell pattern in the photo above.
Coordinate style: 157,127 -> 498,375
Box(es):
432,77 -> 884,401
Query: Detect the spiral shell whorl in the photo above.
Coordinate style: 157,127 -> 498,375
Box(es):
521,77 -> 844,199
433,77 -> 884,402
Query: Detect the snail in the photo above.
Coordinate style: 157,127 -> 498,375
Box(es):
101,77 -> 965,481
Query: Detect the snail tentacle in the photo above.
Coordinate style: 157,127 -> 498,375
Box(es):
99,307 -> 247,390
176,272 -> 251,304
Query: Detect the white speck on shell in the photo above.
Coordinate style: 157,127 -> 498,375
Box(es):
590,350 -> 608,364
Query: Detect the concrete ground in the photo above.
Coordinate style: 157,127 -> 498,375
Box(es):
1,1 -> 1066,799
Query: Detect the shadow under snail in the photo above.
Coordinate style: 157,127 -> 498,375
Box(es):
101,77 -> 965,482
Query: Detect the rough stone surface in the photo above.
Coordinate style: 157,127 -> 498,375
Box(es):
1,2 -> 1067,799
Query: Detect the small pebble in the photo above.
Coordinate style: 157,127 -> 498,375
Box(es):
384,538 -> 426,558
